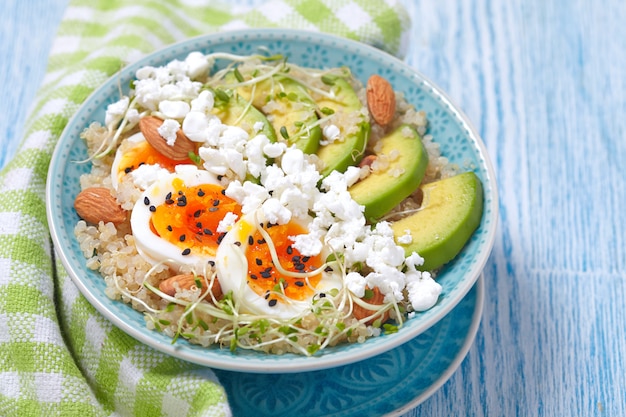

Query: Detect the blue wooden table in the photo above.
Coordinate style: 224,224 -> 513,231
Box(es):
2,0 -> 624,415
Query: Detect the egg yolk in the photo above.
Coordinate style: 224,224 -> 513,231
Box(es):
244,221 -> 323,302
118,140 -> 194,181
149,180 -> 241,258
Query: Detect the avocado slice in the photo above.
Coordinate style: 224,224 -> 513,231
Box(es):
391,171 -> 484,271
349,124 -> 428,221
226,72 -> 321,154
210,89 -> 277,142
315,78 -> 370,177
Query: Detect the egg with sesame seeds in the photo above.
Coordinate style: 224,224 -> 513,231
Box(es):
215,210 -> 343,319
111,132 -> 195,190
130,165 -> 242,271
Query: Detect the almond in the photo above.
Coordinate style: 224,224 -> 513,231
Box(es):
139,116 -> 196,161
352,286 -> 390,325
74,187 -> 127,225
366,74 -> 396,126
358,154 -> 377,168
159,274 -> 223,301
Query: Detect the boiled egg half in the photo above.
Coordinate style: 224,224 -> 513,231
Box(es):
111,132 -> 195,190
215,210 -> 343,319
131,165 -> 241,270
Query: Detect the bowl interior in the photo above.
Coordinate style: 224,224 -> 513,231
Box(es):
47,29 -> 497,373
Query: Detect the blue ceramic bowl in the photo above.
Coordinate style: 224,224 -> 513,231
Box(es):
46,29 -> 498,374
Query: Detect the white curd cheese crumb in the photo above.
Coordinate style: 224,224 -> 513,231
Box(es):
157,119 -> 180,146
217,212 -> 239,233
321,124 -> 341,146
158,100 -> 190,119
262,198 -> 292,225
397,229 -> 413,244
184,51 -> 210,79
406,271 -> 442,311
129,164 -> 170,190
190,90 -> 214,113
345,271 -> 367,298
253,121 -> 265,133
105,96 -> 130,126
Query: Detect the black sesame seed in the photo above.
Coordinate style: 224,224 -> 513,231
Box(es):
220,189 -> 226,195
248,235 -> 254,245
177,195 -> 187,206
196,222 -> 202,228
302,256 -> 310,263
166,192 -> 172,200
286,246 -> 293,255
194,209 -> 202,218
182,248 -> 191,256
179,234 -> 186,242
167,225 -> 173,232
324,266 -> 334,272
124,166 -> 133,174
292,255 -> 301,262
255,258 -> 263,266
149,205 -> 156,212
217,233 -> 225,244
217,175 -> 224,181
143,196 -> 150,205
197,189 -> 205,197
260,271 -> 272,278
319,293 -> 326,298
234,241 -> 241,247
208,260 -> 215,267
165,199 -> 174,205
295,263 -> 305,271
257,239 -> 266,244
204,228 -> 213,235
264,291 -> 270,299
294,281 -> 304,287
212,199 -> 220,207
250,274 -> 258,280
138,162 -> 145,167
268,299 -> 277,307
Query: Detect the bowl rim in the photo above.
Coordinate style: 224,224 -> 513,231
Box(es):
46,28 -> 498,373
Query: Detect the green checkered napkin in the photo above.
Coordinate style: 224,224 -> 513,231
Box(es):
0,1 -> 410,416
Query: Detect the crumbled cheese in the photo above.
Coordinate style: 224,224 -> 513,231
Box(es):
217,212 -> 239,233
184,51 -> 211,80
158,100 -> 190,119
406,271 -> 442,311
190,90 -> 214,113
397,229 -> 413,244
157,119 -> 181,146
345,271 -> 366,297
262,198 -> 292,224
253,121 -> 265,133
129,164 -> 170,190
105,96 -> 130,126
321,124 -> 341,145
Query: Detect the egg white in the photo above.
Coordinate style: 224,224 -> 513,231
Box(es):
131,165 -> 222,271
111,132 -> 145,190
215,210 -> 343,319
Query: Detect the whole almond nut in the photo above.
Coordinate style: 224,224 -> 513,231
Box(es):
139,116 -> 196,161
159,274 -> 223,301
366,74 -> 396,126
353,286 -> 390,325
74,187 -> 127,225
